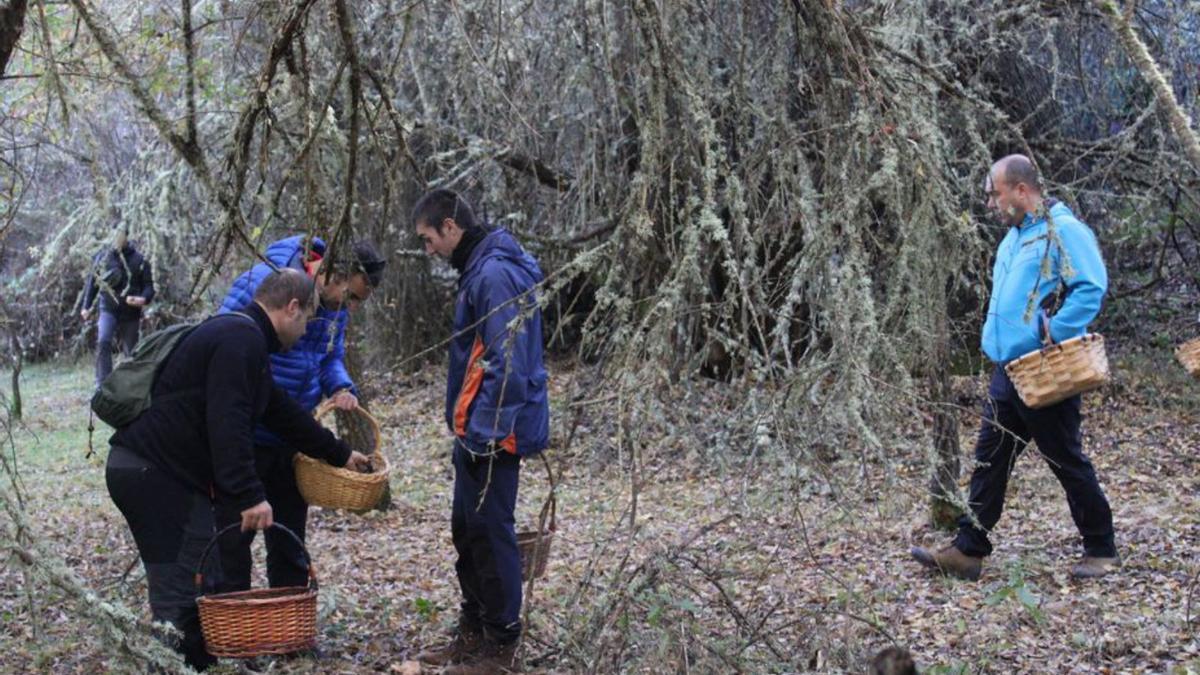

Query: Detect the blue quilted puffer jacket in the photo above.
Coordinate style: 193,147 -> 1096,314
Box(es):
219,235 -> 356,448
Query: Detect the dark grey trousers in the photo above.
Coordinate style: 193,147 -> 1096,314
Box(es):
106,445 -> 220,670
95,311 -> 140,387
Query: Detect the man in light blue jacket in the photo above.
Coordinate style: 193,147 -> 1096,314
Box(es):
912,155 -> 1119,581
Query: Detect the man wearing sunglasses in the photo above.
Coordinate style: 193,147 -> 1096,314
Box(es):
214,235 -> 388,595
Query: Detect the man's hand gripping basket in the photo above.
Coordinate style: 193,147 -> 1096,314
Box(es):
294,400 -> 390,510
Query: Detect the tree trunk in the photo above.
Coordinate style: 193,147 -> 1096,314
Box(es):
8,333 -> 21,422
929,316 -> 961,531
0,0 -> 28,78
1093,0 -> 1200,175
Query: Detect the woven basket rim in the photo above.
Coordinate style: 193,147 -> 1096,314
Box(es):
198,586 -> 317,607
1007,333 -> 1103,369
1177,336 -> 1200,352
294,449 -> 390,484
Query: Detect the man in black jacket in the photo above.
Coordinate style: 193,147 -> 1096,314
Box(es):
81,229 -> 156,387
105,268 -> 370,670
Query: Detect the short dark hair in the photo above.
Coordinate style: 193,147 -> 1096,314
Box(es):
351,239 -> 387,287
254,268 -> 316,310
412,188 -> 476,234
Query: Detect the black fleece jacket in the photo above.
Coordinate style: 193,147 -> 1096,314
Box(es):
111,302 -> 351,510
82,244 -> 156,320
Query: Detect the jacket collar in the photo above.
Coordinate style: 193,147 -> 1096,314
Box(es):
450,226 -> 487,275
1018,198 -> 1063,232
244,302 -> 282,354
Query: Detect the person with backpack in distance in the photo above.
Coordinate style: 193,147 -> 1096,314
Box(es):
81,226 -> 155,388
103,269 -> 370,670
411,189 -> 550,675
214,235 -> 386,595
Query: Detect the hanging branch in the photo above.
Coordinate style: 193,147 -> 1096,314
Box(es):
1093,0 -> 1200,176
181,0 -> 198,148
326,0 -> 363,275
363,63 -> 572,192
35,0 -> 70,123
264,58 -> 347,233
362,65 -> 427,184
71,0 -> 318,305
69,0 -> 206,177
225,0 -> 320,213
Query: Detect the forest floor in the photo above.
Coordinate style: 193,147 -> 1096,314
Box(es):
1,355 -> 1199,674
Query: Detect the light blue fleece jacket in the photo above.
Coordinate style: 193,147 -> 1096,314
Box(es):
981,200 -> 1108,363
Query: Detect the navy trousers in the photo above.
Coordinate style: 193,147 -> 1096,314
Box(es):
954,367 -> 1116,558
451,441 -> 523,644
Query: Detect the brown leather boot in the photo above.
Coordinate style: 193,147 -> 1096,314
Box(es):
910,544 -> 982,581
1070,556 -> 1120,579
442,639 -> 520,675
414,621 -> 484,667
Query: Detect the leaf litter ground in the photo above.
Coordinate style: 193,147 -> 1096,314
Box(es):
1,361 -> 1198,673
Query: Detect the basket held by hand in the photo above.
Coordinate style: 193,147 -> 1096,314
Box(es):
294,400 -> 390,510
195,523 -> 318,658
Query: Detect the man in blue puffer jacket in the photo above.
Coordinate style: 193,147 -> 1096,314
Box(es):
411,190 -> 548,675
911,155 -> 1119,582
215,234 -> 387,591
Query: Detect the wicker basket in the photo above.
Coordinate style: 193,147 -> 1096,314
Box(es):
1005,333 -> 1110,409
195,523 -> 317,658
517,454 -> 557,581
294,401 -> 390,510
1177,337 -> 1200,378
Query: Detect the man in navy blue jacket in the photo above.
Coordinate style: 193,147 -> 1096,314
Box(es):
215,236 -> 386,592
412,190 -> 549,675
81,228 -> 155,387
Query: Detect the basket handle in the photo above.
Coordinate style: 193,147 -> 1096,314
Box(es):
314,399 -> 382,455
1039,310 -> 1055,349
536,453 -> 557,532
194,522 -> 318,592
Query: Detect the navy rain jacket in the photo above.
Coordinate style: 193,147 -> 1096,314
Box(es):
446,229 -> 549,456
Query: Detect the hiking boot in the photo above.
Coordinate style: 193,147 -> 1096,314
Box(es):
442,640 -> 520,675
415,621 -> 484,667
1071,556 -> 1120,579
910,544 -> 982,581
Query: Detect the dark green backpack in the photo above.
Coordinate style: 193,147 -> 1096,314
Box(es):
90,313 -> 253,428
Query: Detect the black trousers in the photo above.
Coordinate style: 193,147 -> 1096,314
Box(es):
954,367 -> 1116,558
215,445 -> 310,592
452,441 -> 523,644
106,445 -> 219,671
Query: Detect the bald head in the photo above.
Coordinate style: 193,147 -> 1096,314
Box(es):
984,154 -> 1045,226
992,154 -> 1041,194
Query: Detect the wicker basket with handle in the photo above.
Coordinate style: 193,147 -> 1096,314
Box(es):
1177,337 -> 1200,378
517,453 -> 556,580
1005,330 -> 1110,409
294,400 -> 389,510
195,523 -> 318,658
